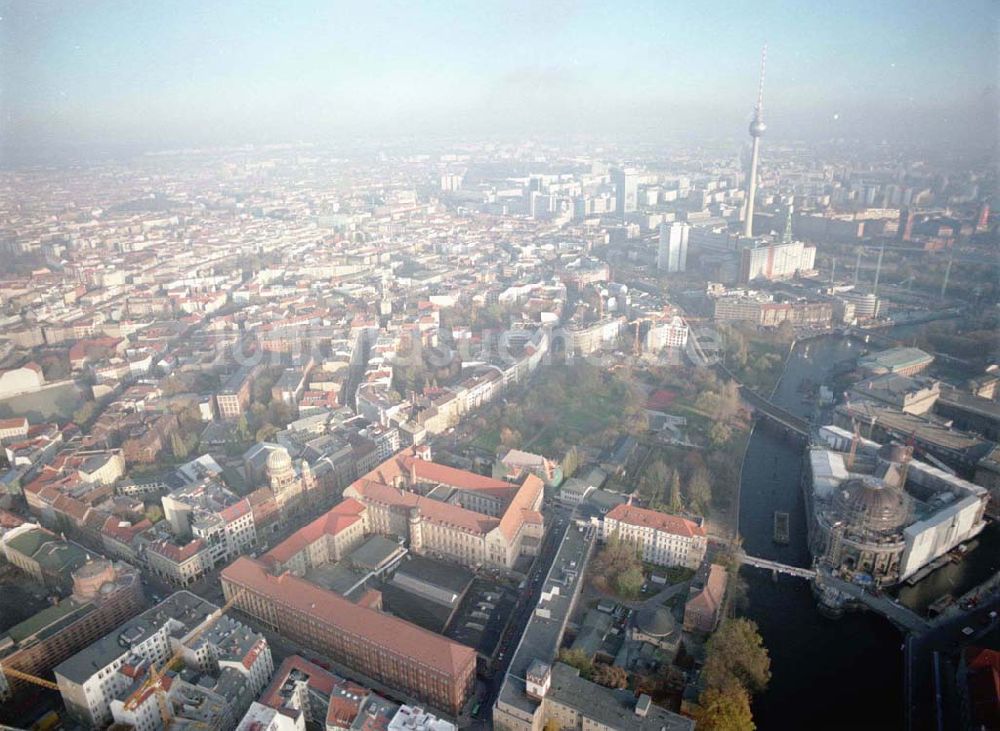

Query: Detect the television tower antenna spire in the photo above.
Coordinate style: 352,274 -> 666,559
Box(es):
756,43 -> 767,121
742,43 -> 768,239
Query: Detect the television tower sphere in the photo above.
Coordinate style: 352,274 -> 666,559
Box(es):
749,119 -> 767,137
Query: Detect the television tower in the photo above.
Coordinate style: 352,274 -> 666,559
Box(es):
742,44 -> 767,239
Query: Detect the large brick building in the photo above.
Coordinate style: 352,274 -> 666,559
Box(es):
220,556 -> 475,715
343,446 -> 544,569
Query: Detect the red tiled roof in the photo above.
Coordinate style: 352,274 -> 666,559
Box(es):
102,516 -> 152,542
606,503 -> 706,538
402,455 -> 515,498
355,588 -> 382,609
499,474 -> 544,541
148,538 -> 205,563
687,563 -> 727,615
522,510 -> 544,525
0,509 -> 25,529
347,447 -> 542,542
261,656 -> 338,704
264,498 -> 366,564
351,479 -> 498,535
219,498 -> 252,523
222,557 -> 476,677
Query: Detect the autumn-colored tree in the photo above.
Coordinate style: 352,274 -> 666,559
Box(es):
703,618 -> 771,694
592,663 -> 629,689
668,469 -> 684,513
73,401 -> 98,426
144,504 -> 163,524
686,465 -> 713,515
640,459 -> 671,503
694,686 -> 755,731
561,446 -> 580,478
709,420 -> 732,447
170,431 -> 190,460
499,427 -> 522,448
256,423 -> 278,443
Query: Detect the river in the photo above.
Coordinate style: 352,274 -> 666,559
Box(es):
737,336 -> 905,730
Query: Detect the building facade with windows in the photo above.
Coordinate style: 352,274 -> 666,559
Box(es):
599,504 -> 707,569
220,557 -> 475,715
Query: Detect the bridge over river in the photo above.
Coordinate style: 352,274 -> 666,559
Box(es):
738,553 -> 933,635
736,385 -> 810,436
741,554 -> 817,579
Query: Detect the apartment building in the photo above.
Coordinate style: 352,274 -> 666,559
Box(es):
161,478 -> 257,569
738,240 -> 816,283
55,591 -> 270,729
645,316 -> 689,351
245,654 -> 400,731
0,417 -> 29,443
216,367 -> 257,420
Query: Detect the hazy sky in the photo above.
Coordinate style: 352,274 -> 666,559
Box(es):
2,0 -> 997,154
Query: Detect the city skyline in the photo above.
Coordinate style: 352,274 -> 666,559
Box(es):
2,0 -> 998,158
0,4 -> 997,730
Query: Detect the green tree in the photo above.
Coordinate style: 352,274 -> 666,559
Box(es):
557,648 -> 593,679
616,565 -> 645,598
236,414 -> 250,442
703,618 -> 772,694
144,504 -> 163,524
73,401 -> 98,426
695,686 -> 756,731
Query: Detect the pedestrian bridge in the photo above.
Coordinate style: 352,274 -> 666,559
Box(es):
737,386 -> 810,436
741,554 -> 817,580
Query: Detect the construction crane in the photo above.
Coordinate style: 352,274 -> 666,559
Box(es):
847,421 -> 860,470
124,588 -> 245,728
1,664 -> 61,692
